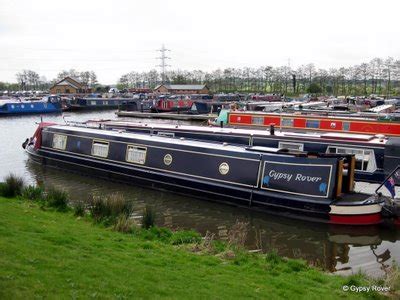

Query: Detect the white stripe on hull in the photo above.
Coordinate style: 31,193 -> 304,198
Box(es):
329,203 -> 382,215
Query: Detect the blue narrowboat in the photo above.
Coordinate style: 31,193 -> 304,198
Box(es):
24,123 -> 400,225
0,96 -> 62,116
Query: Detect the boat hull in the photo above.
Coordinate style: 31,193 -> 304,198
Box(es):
24,125 -> 388,226
0,101 -> 61,115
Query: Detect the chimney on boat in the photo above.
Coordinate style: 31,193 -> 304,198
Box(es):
269,123 -> 275,135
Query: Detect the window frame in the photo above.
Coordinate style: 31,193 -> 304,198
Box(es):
326,146 -> 377,172
281,118 -> 294,127
278,141 -> 304,151
125,144 -> 147,165
52,134 -> 68,150
305,119 -> 320,129
91,140 -> 110,158
252,116 -> 264,125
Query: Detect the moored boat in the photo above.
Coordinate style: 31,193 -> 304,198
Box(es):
0,95 -> 62,116
65,97 -> 146,111
23,123 -> 400,225
213,109 -> 400,136
150,95 -> 193,113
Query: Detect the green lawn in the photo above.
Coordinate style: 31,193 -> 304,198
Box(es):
0,197 -> 386,299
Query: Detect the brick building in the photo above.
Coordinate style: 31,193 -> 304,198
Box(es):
49,77 -> 91,94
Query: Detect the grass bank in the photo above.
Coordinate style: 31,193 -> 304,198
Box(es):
0,197 -> 393,299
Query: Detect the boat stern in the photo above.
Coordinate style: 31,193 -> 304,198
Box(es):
329,195 -> 384,225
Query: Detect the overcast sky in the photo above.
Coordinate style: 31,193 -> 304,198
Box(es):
1,0 -> 399,84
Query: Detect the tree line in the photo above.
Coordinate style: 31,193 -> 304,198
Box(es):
0,69 -> 99,92
2,57 -> 400,96
118,57 -> 400,97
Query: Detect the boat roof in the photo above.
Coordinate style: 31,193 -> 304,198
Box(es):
227,110 -> 391,121
100,121 -> 387,145
48,125 -> 296,156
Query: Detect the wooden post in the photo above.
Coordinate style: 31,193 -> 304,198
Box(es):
335,159 -> 343,198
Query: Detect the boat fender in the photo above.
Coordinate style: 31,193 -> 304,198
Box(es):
22,138 -> 29,149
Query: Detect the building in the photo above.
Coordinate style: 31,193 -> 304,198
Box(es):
49,77 -> 91,94
153,84 -> 209,94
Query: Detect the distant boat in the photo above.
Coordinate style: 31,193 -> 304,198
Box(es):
64,96 -> 149,111
150,95 -> 193,113
213,109 -> 400,136
0,95 -> 62,116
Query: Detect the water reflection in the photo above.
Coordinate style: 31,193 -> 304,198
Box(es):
0,111 -> 399,278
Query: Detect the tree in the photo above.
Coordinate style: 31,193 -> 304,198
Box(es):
306,83 -> 322,94
16,70 -> 40,90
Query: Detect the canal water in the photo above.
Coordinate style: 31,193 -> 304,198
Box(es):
0,111 -> 399,278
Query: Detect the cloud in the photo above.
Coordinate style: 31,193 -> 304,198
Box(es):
0,0 -> 399,83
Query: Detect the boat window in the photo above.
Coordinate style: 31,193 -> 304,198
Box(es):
326,146 -> 376,172
281,118 -> 294,127
252,116 -> 264,125
90,100 -> 97,105
91,140 -> 109,158
278,141 -> 304,151
103,101 -> 108,105
52,134 -> 67,150
157,132 -> 175,138
306,119 -> 320,129
343,122 -> 350,131
126,145 -> 146,164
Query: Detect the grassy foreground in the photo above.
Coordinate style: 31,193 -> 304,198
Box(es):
0,196 -> 391,299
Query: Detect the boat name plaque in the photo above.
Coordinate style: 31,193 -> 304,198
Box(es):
261,161 -> 333,198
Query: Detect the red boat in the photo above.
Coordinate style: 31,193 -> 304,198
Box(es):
151,95 -> 193,113
215,110 -> 400,136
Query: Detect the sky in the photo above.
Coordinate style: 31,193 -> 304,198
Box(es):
0,0 -> 399,84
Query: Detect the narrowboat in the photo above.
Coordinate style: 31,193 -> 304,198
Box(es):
24,123 -> 400,225
188,101 -> 232,115
213,109 -> 400,136
150,95 -> 193,113
100,121 -> 399,184
65,97 -> 146,111
0,96 -> 62,116
117,99 -> 153,112
250,94 -> 282,102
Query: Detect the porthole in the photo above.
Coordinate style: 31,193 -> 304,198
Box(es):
219,162 -> 230,175
164,154 -> 173,166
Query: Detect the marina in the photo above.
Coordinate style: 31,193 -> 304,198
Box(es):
1,111 -> 399,278
2,0 -> 400,297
